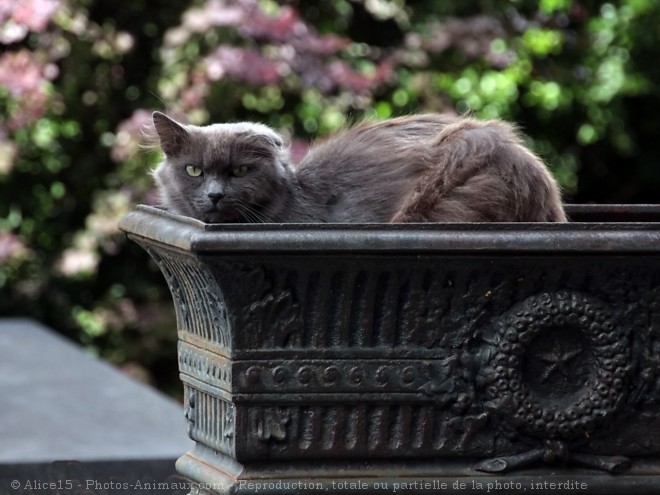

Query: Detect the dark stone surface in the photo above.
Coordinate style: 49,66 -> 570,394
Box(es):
0,318 -> 194,494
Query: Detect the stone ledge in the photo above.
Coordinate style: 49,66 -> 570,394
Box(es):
0,318 -> 194,494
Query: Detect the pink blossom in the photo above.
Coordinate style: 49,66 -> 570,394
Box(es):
240,5 -> 305,41
5,89 -> 48,130
111,109 -> 153,162
294,33 -> 350,56
57,247 -> 99,277
0,49 -> 44,96
0,21 -> 28,44
6,0 -> 62,33
0,49 -> 58,129
327,60 -> 394,93
0,231 -> 27,264
183,0 -> 245,32
239,4 -> 350,56
0,2 -> 13,23
420,16 -> 505,61
205,45 -> 286,85
180,82 -> 209,110
0,137 -> 18,175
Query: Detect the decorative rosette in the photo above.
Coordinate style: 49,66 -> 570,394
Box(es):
487,291 -> 631,440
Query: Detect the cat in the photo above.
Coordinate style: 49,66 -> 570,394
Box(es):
151,111 -> 566,224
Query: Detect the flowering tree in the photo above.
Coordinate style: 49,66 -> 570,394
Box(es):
1,0 -> 659,392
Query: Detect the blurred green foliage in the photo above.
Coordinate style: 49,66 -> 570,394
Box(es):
1,0 -> 659,395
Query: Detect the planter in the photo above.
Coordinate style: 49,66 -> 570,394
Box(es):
119,204 -> 660,494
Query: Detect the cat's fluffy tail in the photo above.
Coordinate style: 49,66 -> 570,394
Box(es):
391,118 -> 567,223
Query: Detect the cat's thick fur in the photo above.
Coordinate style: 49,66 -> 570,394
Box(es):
152,112 -> 566,223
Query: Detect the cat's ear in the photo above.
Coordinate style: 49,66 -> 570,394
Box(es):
251,131 -> 285,152
261,132 -> 285,151
153,111 -> 189,156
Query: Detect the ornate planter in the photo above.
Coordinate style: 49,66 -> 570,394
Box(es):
119,205 -> 660,494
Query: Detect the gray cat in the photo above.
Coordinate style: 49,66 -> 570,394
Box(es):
151,111 -> 566,223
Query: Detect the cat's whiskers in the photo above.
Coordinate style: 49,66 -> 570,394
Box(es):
234,204 -> 258,223
235,202 -> 273,223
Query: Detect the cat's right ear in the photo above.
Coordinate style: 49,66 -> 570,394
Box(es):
153,111 -> 189,156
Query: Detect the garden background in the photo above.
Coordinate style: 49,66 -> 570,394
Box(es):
1,0 -> 659,396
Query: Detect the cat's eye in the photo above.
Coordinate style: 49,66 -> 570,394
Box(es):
185,165 -> 203,177
232,165 -> 249,177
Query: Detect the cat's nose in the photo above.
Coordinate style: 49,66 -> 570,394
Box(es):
208,191 -> 225,205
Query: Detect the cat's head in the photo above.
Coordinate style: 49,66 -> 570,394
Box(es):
151,111 -> 291,223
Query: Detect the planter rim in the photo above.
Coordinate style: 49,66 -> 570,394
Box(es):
119,204 -> 660,254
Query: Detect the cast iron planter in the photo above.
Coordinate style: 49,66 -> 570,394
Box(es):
120,205 -> 660,494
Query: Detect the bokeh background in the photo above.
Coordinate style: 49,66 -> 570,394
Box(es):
1,0 -> 659,396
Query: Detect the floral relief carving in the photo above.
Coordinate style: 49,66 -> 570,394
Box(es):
478,290 -> 633,473
255,408 -> 291,443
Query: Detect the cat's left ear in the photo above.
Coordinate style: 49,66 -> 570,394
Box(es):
255,131 -> 285,152
153,111 -> 189,156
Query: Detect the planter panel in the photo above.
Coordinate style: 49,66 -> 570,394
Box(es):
120,205 -> 660,494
